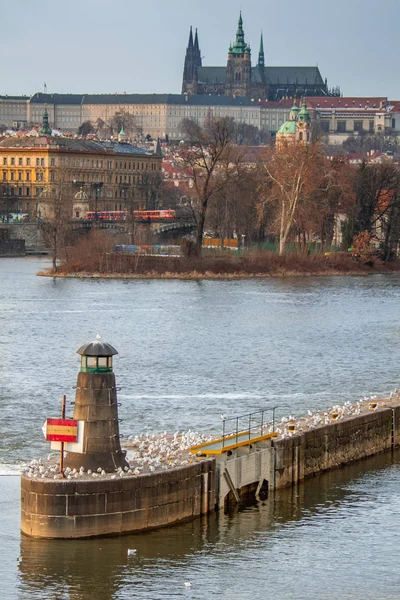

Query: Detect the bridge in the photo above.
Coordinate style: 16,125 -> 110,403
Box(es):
70,218 -> 197,238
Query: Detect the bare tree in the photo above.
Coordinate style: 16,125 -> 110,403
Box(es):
109,112 -> 143,139
77,121 -> 95,136
180,117 -> 235,255
38,171 -> 72,273
140,172 -> 163,210
259,140 -> 327,255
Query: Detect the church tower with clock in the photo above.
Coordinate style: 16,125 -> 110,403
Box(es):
225,12 -> 252,97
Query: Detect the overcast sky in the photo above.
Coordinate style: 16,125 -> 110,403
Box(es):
2,0 -> 399,99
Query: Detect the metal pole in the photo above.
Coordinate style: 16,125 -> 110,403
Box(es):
272,407 -> 275,433
60,394 -> 66,478
95,187 -> 98,221
261,409 -> 264,436
249,413 -> 251,440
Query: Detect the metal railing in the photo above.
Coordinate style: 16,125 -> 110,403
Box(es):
221,405 -> 290,448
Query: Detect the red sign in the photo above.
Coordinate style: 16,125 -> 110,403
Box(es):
46,418 -> 78,442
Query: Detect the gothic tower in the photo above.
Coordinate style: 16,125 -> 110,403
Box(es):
182,26 -> 202,94
249,32 -> 268,100
225,13 -> 252,97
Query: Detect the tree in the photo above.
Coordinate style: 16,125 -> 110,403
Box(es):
259,140 -> 328,255
234,123 -> 261,146
108,112 -> 143,139
139,172 -> 163,210
94,118 -> 109,138
78,121 -> 95,136
353,160 -> 400,234
180,117 -> 236,255
38,171 -> 72,273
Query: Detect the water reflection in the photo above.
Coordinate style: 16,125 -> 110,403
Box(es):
18,450 -> 400,600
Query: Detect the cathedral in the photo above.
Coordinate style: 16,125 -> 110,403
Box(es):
182,13 -> 340,101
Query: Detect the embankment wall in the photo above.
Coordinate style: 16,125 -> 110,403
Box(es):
273,406 -> 400,489
21,459 -> 215,539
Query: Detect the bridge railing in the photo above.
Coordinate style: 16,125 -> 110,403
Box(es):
221,405 -> 289,448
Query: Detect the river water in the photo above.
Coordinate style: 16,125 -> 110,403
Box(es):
1,257 -> 400,599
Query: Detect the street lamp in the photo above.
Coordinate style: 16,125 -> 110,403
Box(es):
91,182 -> 104,221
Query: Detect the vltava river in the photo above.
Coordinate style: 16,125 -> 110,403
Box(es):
1,257 -> 400,599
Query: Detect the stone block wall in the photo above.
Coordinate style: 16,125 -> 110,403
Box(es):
273,408 -> 394,489
0,223 -> 44,251
21,459 -> 215,539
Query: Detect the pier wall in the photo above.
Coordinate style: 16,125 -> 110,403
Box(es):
21,459 -> 215,539
273,407 -> 395,489
217,406 -> 400,508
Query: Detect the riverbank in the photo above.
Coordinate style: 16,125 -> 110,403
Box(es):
37,252 -> 400,279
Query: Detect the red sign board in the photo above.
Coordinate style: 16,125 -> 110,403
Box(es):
46,418 -> 78,443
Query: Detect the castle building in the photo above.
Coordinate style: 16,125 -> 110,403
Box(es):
182,13 -> 339,101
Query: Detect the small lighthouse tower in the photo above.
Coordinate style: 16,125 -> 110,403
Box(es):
64,336 -> 128,472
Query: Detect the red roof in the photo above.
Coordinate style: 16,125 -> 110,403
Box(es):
305,97 -> 387,111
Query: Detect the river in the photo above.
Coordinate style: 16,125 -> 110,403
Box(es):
1,257 -> 400,599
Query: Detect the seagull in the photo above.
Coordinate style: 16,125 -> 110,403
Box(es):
127,549 -> 137,556
184,582 -> 192,587
220,414 -> 226,421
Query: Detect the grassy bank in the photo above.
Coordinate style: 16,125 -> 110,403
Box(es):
37,251 -> 400,279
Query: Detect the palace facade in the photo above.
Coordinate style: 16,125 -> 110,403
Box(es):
0,113 -> 162,219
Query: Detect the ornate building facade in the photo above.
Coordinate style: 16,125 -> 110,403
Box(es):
0,113 -> 163,219
276,100 -> 312,147
182,13 -> 340,101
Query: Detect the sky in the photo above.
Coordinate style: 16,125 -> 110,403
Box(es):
1,0 -> 400,99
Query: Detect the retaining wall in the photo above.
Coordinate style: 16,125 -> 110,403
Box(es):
273,407 -> 395,489
21,459 -> 215,539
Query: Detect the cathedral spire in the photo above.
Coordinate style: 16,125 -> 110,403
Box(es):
188,26 -> 193,49
194,27 -> 199,50
230,11 -> 250,54
258,31 -> 265,68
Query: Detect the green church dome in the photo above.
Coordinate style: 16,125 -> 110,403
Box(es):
277,120 -> 297,135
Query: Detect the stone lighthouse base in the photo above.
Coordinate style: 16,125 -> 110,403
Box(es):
20,460 -> 216,539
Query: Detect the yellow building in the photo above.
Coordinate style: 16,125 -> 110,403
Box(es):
0,112 -> 162,220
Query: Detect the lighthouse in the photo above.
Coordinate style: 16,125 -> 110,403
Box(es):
64,335 -> 129,472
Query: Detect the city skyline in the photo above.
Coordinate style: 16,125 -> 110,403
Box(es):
2,0 -> 400,99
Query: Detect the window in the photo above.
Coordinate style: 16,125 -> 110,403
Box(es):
369,120 -> 374,132
50,158 -> 55,166
337,121 -> 346,133
26,158 -> 30,166
2,171 -> 6,181
320,121 -> 329,133
3,158 -> 7,166
18,187 -> 22,196
40,158 -> 44,166
36,158 -> 40,166
18,158 -> 22,166
392,118 -> 396,129
354,121 -> 363,133
10,171 -> 14,181
18,171 -> 22,181
26,171 -> 30,182
26,188 -> 30,196
50,171 -> 56,182
11,157 -> 15,165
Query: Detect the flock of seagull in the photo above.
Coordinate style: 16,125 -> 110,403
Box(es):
273,389 -> 400,438
23,390 -> 400,480
23,430 -> 213,480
